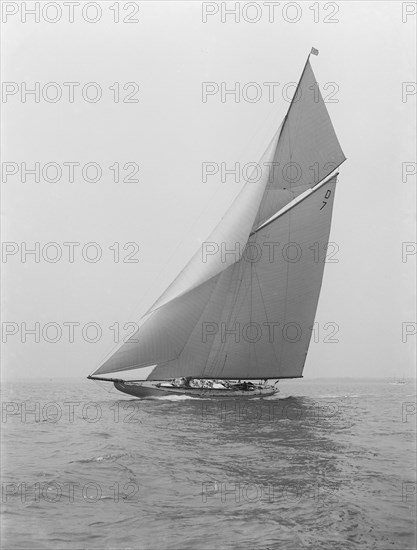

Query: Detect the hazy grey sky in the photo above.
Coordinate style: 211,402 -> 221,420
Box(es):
2,1 -> 416,379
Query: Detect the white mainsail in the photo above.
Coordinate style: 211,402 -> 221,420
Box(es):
92,54 -> 345,380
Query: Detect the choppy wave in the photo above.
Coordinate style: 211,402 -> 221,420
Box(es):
1,378 -> 415,550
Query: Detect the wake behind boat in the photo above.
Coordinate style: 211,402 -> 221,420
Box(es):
88,48 -> 346,399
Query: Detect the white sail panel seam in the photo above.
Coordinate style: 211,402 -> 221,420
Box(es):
253,259 -> 281,373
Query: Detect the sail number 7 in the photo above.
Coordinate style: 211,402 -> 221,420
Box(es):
320,189 -> 332,210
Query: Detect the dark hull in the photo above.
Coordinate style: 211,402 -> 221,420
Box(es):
114,381 -> 278,399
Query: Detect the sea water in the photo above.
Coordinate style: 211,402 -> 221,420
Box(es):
1,378 -> 416,549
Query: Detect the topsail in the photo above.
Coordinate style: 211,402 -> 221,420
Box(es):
92,54 -> 346,380
253,58 -> 345,229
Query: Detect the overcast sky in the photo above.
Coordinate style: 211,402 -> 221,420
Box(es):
2,1 -> 416,379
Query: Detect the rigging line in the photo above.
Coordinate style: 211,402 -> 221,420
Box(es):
94,238 -> 245,375
126,268 -> 238,378
252,52 -> 311,230
173,272 -> 224,368
249,258 -> 260,380
210,260 -> 247,378
92,290 -> 184,376
91,308 -> 184,377
251,121 -> 285,231
201,261 -> 243,378
89,313 -> 152,376
237,98 -> 284,161
280,53 -> 311,160
252,248 -> 281,373
249,242 -> 255,378
277,205 -> 293,370
145,126 -> 282,318
94,356 -> 175,378
247,248 -> 252,377
149,122 -> 281,312
288,74 -> 305,175
252,57 -> 312,230
214,244 -> 265,379
237,53 -> 310,169
213,258 -> 252,379
289,56 -> 318,172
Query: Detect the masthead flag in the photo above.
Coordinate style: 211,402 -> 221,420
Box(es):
310,47 -> 319,56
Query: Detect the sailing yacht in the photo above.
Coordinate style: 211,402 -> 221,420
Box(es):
88,49 -> 346,398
